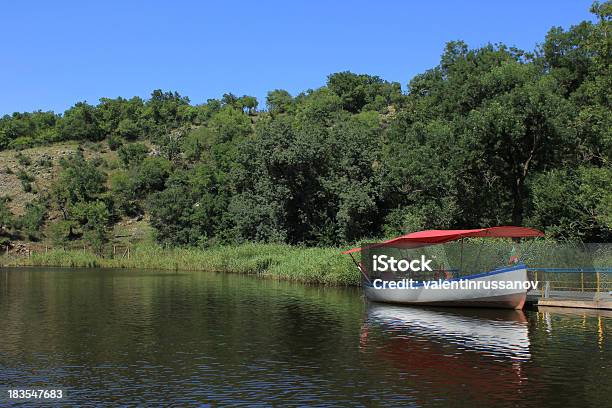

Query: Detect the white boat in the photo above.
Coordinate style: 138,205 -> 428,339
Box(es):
364,264 -> 529,309
343,226 -> 544,310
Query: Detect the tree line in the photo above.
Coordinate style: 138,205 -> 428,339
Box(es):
0,1 -> 610,250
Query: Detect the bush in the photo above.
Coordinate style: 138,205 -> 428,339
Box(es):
107,134 -> 123,150
8,137 -> 36,150
116,118 -> 142,140
19,200 -> 47,240
16,169 -> 35,192
110,171 -> 140,216
0,196 -> 14,236
134,157 -> 171,193
36,156 -> 53,167
15,151 -> 31,166
48,220 -> 75,248
118,143 -> 149,168
90,156 -> 105,168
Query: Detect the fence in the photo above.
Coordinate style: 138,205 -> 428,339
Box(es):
3,243 -> 133,259
528,268 -> 612,300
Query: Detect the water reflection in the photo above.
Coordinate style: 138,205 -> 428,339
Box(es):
364,304 -> 531,360
360,304 -> 545,406
0,268 -> 609,407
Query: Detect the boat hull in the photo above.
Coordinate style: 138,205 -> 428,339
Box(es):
364,265 -> 528,310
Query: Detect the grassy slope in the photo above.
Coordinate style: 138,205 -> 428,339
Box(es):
0,142 -> 79,215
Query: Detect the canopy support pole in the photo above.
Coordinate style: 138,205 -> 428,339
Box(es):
460,238 -> 464,274
349,252 -> 371,285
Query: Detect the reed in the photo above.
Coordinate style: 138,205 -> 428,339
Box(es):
3,243 -> 360,286
5,239 -> 609,288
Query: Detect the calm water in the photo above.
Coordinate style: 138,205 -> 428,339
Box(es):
0,267 -> 609,407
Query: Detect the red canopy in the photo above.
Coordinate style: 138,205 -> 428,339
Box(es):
341,226 -> 544,254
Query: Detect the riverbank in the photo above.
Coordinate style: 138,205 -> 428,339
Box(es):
1,243 -> 360,286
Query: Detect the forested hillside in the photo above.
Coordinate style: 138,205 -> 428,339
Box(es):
1,1 -> 610,252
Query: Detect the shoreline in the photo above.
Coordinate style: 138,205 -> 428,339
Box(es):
0,243 -> 361,286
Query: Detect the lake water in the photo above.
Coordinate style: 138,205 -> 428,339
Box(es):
0,267 -> 609,406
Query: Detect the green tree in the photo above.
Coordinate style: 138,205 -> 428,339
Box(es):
529,166 -> 612,240
58,102 -> 104,141
51,153 -> 107,220
116,118 -> 142,140
327,71 -> 402,113
110,171 -> 140,216
118,143 -> 149,168
18,200 -> 47,241
71,200 -> 111,253
148,170 -> 217,246
238,95 -> 258,114
266,90 -> 294,114
48,220 -> 75,248
133,157 -> 172,193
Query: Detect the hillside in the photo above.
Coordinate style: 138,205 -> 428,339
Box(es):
0,141 -> 155,251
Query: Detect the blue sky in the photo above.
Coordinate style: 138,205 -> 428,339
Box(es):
1,1 -> 594,115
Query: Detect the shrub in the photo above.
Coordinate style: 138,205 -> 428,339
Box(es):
19,200 -> 47,240
90,156 -> 105,168
16,169 -> 35,192
36,156 -> 53,167
8,137 -> 36,150
0,196 -> 14,236
118,143 -> 149,168
48,221 -> 75,248
107,134 -> 123,151
15,151 -> 31,166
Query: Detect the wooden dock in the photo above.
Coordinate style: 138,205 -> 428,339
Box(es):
526,290 -> 612,310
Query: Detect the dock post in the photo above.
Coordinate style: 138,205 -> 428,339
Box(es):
538,271 -> 545,299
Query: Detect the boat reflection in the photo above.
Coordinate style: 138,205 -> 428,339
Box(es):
364,303 -> 531,360
360,304 -> 536,405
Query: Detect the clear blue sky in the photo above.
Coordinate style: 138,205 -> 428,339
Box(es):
1,1 -> 595,115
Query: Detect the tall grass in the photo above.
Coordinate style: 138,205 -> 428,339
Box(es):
5,239 -> 609,288
3,243 -> 360,286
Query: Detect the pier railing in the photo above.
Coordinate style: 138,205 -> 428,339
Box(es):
527,268 -> 612,299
